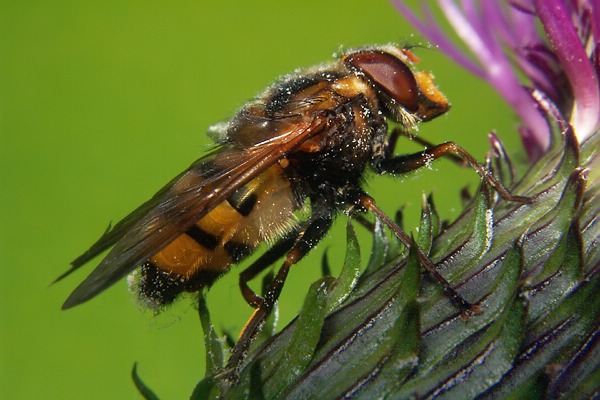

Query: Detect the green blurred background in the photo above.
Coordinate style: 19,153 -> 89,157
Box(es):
1,0 -> 526,398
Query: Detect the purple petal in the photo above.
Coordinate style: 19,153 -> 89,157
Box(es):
438,0 -> 550,150
519,126 -> 545,161
536,0 -> 600,141
591,0 -> 600,41
391,0 -> 485,77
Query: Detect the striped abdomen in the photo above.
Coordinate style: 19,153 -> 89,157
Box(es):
135,163 -> 298,306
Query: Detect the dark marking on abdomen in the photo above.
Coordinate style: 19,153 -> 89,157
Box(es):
224,241 -> 254,263
227,188 -> 258,216
139,261 -> 184,306
186,225 -> 219,249
138,260 -> 227,307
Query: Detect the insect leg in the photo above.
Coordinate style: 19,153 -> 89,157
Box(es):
386,127 -> 466,166
357,194 -> 478,314
225,202 -> 334,378
349,213 -> 375,231
238,230 -> 300,307
376,141 -> 531,204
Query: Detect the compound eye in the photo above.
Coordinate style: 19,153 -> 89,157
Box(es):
344,51 -> 419,111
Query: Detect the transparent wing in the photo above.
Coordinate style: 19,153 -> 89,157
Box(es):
61,114 -> 328,309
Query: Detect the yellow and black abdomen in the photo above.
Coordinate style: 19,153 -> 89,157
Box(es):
134,164 -> 298,307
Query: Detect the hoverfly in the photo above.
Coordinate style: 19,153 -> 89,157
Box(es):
59,45 -> 529,371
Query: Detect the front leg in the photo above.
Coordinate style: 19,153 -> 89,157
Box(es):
374,141 -> 531,204
384,127 -> 466,166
